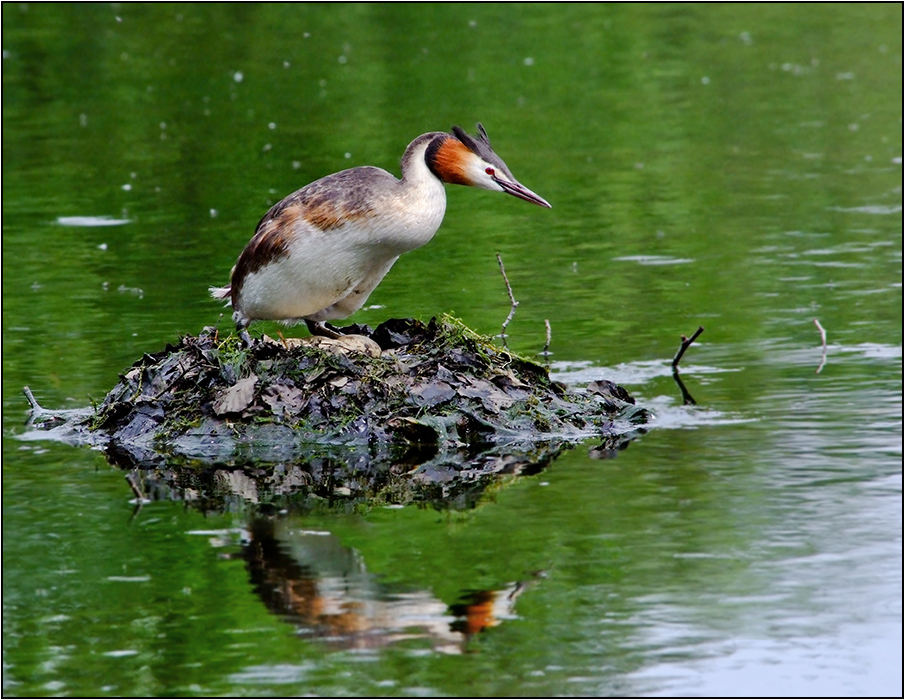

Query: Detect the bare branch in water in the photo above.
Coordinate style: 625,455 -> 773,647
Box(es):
671,367 -> 697,405
23,386 -> 41,411
496,253 -> 519,340
542,319 -> 552,360
672,326 -> 705,369
125,471 -> 145,502
125,471 -> 150,520
814,318 -> 827,374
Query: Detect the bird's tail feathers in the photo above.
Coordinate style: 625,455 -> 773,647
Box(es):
209,285 -> 232,303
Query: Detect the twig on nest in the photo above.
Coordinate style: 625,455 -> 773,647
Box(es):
672,326 -> 704,369
814,318 -> 827,374
496,253 -> 519,339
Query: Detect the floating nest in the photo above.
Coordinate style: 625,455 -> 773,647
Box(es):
24,316 -> 650,508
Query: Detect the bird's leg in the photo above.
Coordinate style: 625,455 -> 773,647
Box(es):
239,328 -> 255,348
306,320 -> 343,339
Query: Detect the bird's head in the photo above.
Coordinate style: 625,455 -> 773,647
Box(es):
426,123 -> 551,208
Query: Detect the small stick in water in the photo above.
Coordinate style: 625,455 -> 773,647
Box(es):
125,471 -> 145,502
496,253 -> 519,340
542,319 -> 552,359
672,326 -> 704,369
814,318 -> 827,374
23,386 -> 41,411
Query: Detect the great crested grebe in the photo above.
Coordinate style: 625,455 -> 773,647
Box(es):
210,123 -> 550,343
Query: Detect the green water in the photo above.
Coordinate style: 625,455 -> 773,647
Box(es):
3,4 -> 901,696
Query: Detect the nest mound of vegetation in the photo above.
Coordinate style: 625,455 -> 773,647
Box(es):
25,317 -> 649,504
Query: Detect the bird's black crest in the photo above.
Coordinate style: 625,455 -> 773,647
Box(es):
452,123 -> 494,159
450,122 -> 516,177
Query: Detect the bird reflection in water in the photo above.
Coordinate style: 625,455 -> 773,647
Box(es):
242,517 -> 537,653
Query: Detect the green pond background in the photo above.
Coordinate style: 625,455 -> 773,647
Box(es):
2,3 -> 902,697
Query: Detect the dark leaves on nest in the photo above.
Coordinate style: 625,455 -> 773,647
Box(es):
84,316 -> 642,458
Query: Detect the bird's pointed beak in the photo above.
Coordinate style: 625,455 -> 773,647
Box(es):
493,175 -> 552,208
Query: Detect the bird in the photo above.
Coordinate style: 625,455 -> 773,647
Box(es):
210,123 -> 551,344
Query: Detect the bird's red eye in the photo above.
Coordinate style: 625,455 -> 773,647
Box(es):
485,167 -> 495,176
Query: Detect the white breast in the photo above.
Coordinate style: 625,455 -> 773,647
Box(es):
235,142 -> 448,324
